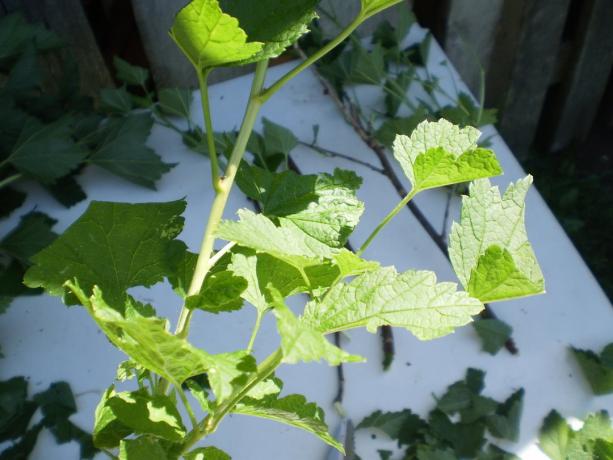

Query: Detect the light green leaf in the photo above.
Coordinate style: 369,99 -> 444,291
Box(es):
449,176 -> 545,303
270,288 -> 362,365
473,319 -> 513,355
184,446 -> 231,460
185,380 -> 209,412
169,0 -> 263,71
360,0 -> 404,19
219,0 -> 318,64
234,393 -> 343,453
392,119 -> 502,192
113,57 -> 149,87
119,437 -> 170,460
93,387 -> 132,449
303,267 -> 483,340
571,345 -> 613,395
25,200 -> 186,309
158,88 -> 192,119
237,165 -> 364,247
217,209 -> 337,267
7,118 -> 87,184
185,271 -> 247,314
90,113 -> 174,189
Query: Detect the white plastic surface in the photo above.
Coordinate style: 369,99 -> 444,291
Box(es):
1,26 -> 612,460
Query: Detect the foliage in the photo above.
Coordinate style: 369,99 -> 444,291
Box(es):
20,0 -> 544,458
0,377 -> 96,459
571,343 -> 613,395
357,369 -> 524,459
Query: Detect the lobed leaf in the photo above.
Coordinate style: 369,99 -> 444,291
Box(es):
302,267 -> 483,340
392,119 -> 502,192
113,57 -> 149,87
473,319 -> 513,355
571,344 -> 613,395
157,88 -> 193,119
449,176 -> 545,303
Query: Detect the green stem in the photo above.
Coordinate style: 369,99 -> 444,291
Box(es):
198,69 -> 220,189
260,13 -> 365,103
174,60 -> 269,340
176,384 -> 198,429
246,311 -> 264,353
0,173 -> 22,190
179,348 -> 284,454
357,189 -> 417,255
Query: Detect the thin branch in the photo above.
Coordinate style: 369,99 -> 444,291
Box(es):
297,140 -> 385,174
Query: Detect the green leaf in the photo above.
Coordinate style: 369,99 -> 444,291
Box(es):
449,176 -> 545,303
158,88 -> 192,119
357,409 -> 425,445
416,446 -> 457,460
571,346 -> 613,395
392,119 -> 502,192
217,209 -> 337,267
303,267 -> 483,340
90,113 -> 174,189
119,437 -> 170,460
184,446 -> 231,460
93,387 -> 132,448
0,377 -> 37,443
185,271 -> 247,313
99,87 -> 134,114
248,118 -> 298,171
473,319 -> 513,355
7,118 -> 87,184
237,164 -> 364,247
539,411 -> 572,460
429,410 -> 486,458
384,70 -> 414,117
486,389 -> 524,441
105,390 -> 186,442
375,107 -> 429,147
169,0 -> 263,71
0,211 -> 57,265
270,288 -> 362,365
113,57 -> 149,87
234,392 -> 343,453
439,93 -> 498,128
219,0 -> 318,64
25,200 -> 186,309
360,0 -> 404,19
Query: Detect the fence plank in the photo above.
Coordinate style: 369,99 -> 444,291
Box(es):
1,0 -> 113,95
493,0 -> 570,157
548,0 -> 613,150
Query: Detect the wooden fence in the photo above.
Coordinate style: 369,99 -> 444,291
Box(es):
2,0 -> 611,155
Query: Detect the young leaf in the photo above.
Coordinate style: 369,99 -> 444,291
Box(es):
449,176 -> 545,303
158,88 -> 192,119
7,118 -> 87,184
360,0 -> 404,19
237,165 -> 364,247
217,209 -> 338,266
270,289 -> 362,365
113,57 -> 149,87
25,200 -> 186,309
119,437 -> 170,460
571,345 -> 613,395
169,0 -> 263,72
219,0 -> 318,64
233,393 -> 343,453
392,119 -> 502,192
302,267 -> 483,340
254,118 -> 298,170
89,113 -> 174,189
184,446 -> 231,460
472,319 -> 513,355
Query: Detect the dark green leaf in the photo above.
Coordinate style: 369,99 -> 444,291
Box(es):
25,200 -> 186,309
113,57 -> 149,87
486,389 -> 524,441
357,409 -> 426,445
99,87 -> 134,114
0,211 -> 57,265
185,270 -> 247,313
119,437 -> 170,460
429,410 -> 486,458
384,70 -> 413,117
0,187 -> 26,218
538,411 -> 571,460
375,107 -> 429,146
90,113 -> 174,189
158,88 -> 192,119
473,319 -> 513,355
44,172 -> 87,207
572,346 -> 613,395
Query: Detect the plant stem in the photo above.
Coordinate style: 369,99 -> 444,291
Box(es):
174,60 -> 269,341
260,13 -> 365,103
179,348 -> 284,454
357,189 -> 417,255
198,69 -> 220,189
246,311 -> 264,353
0,173 -> 22,190
176,384 -> 198,428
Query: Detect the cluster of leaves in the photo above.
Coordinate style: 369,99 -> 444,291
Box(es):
571,342 -> 613,396
0,376 -> 96,459
357,368 -> 524,459
539,410 -> 613,459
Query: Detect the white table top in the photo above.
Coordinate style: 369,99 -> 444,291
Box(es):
1,25 -> 611,460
